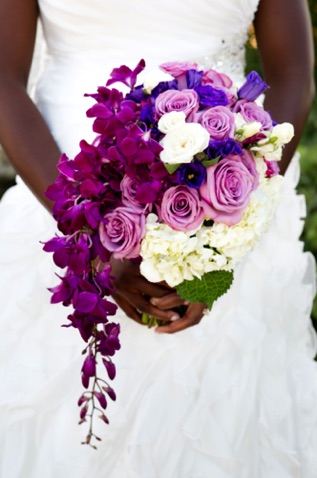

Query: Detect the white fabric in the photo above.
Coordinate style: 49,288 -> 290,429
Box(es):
1,1 -> 317,477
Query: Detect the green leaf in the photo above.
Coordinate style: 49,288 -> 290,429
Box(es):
194,152 -> 209,162
164,162 -> 181,174
202,157 -> 220,168
176,270 -> 234,310
141,313 -> 165,328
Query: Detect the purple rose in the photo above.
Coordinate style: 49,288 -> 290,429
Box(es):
238,71 -> 269,101
155,89 -> 199,121
121,175 -> 144,209
202,69 -> 233,89
99,207 -> 145,259
198,106 -> 235,140
239,150 -> 259,191
160,61 -> 198,78
200,154 -> 258,226
234,101 -> 273,130
160,185 -> 205,232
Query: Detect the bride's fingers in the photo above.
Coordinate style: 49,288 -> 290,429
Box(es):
111,292 -> 143,324
155,303 -> 206,334
150,293 -> 188,310
113,291 -> 181,323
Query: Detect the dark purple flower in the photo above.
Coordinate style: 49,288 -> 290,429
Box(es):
151,79 -> 178,99
264,159 -> 280,178
106,59 -> 145,89
126,84 -> 148,102
195,85 -> 229,107
237,71 -> 269,101
207,139 -> 242,159
139,102 -> 156,128
94,392 -> 107,409
79,404 -> 89,420
48,272 -> 79,306
177,157 -> 207,189
98,323 -> 121,357
74,291 -> 99,314
82,350 -> 96,378
103,386 -> 116,401
185,69 -> 203,89
102,358 -> 116,380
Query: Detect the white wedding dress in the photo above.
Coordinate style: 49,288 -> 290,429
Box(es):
1,0 -> 317,477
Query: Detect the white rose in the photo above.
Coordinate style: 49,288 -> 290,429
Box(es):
160,123 -> 210,164
251,143 -> 283,162
143,68 -> 174,94
234,113 -> 262,139
271,123 -> 294,145
158,111 -> 186,134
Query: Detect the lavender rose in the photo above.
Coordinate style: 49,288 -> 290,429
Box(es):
121,175 -> 144,209
239,149 -> 259,190
160,185 -> 205,232
200,154 -> 258,226
155,89 -> 199,121
202,69 -> 233,89
234,101 -> 273,131
99,207 -> 145,259
160,61 -> 198,78
198,106 -> 235,140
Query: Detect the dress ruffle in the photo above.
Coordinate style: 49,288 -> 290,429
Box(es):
0,155 -> 317,478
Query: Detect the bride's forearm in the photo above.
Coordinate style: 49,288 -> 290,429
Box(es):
0,78 -> 60,210
0,0 -> 60,211
254,0 -> 315,174
263,76 -> 315,174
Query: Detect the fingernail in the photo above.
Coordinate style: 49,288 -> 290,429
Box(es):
170,314 -> 179,321
150,298 -> 158,305
184,301 -> 190,305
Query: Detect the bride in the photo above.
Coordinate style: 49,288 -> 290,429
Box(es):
0,0 -> 316,477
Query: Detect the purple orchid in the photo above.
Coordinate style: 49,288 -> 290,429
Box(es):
106,59 -> 146,89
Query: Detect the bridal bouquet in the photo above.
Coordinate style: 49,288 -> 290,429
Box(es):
44,59 -> 293,446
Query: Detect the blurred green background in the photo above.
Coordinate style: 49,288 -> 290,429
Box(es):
246,0 -> 317,328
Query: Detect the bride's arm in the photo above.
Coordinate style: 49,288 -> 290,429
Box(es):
0,0 -> 60,210
254,0 -> 315,174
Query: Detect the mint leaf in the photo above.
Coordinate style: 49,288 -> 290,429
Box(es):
202,157 -> 220,168
194,152 -> 209,162
164,162 -> 181,174
176,270 -> 234,310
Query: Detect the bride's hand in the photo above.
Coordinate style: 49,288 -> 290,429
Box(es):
150,295 -> 206,334
110,258 -> 186,325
